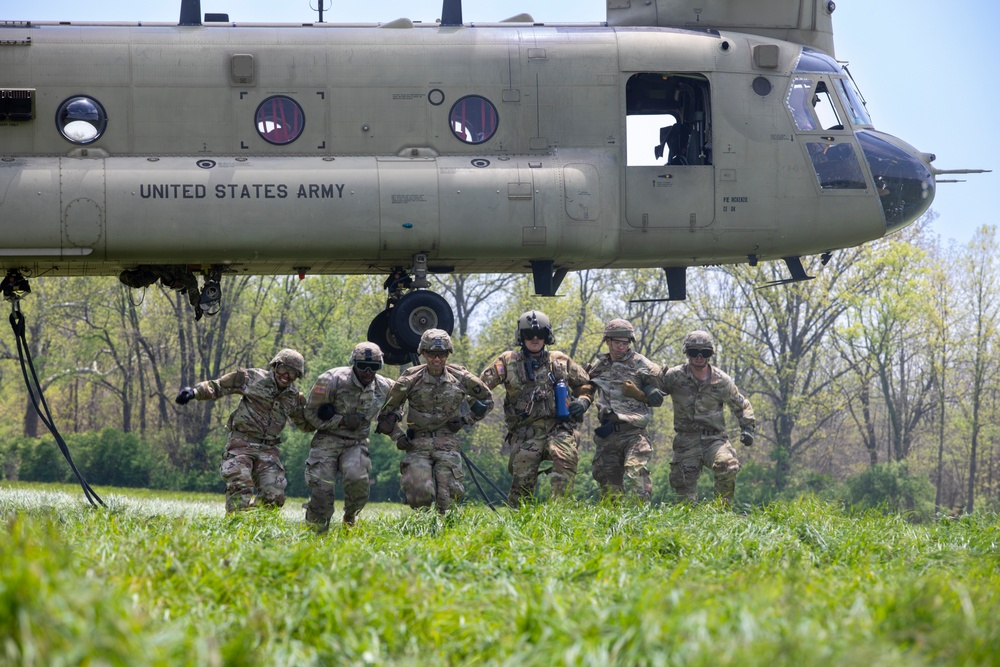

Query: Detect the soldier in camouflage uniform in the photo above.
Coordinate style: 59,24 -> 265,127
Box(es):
376,329 -> 494,514
636,330 -> 755,504
480,311 -> 593,507
302,342 -> 400,531
175,348 -> 313,513
586,319 -> 661,501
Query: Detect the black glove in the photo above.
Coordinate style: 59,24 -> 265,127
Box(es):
469,399 -> 489,418
643,386 -> 665,408
740,429 -> 755,447
568,399 -> 588,418
376,413 -> 399,435
175,387 -> 195,405
446,418 -> 463,433
317,403 -> 336,421
342,413 -> 363,430
395,434 -> 411,451
594,421 -> 614,438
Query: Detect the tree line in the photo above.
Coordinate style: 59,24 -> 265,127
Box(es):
1,213 -> 997,516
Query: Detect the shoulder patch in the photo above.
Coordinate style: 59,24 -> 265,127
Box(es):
312,384 -> 327,396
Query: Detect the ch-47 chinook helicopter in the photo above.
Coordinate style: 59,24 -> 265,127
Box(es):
0,0 -> 976,363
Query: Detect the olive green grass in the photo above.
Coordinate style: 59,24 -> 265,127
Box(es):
2,483 -> 998,666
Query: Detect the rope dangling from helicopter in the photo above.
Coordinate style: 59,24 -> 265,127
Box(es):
3,272 -> 104,508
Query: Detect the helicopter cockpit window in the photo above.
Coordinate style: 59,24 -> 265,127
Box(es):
56,95 -> 108,145
255,96 -> 305,145
449,95 -> 498,144
794,48 -> 840,74
836,78 -> 872,127
625,73 -> 711,167
806,141 -> 867,190
787,79 -> 842,131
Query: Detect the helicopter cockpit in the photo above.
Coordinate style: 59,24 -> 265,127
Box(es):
790,47 -> 933,230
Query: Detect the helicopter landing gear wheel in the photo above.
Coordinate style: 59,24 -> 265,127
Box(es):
367,309 -> 418,366
388,291 -> 455,353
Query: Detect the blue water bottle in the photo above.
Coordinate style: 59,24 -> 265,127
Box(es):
554,379 -> 570,421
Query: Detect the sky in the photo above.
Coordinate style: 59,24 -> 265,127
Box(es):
3,0 -> 995,246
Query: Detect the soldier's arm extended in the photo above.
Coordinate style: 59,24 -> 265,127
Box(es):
288,391 -> 316,433
375,373 -> 412,440
456,366 -> 494,422
564,356 -> 594,416
192,369 -> 248,401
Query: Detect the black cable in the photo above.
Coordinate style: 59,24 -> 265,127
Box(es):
459,449 -> 508,508
460,450 -> 499,514
9,301 -> 104,508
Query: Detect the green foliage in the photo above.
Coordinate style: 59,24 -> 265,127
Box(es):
2,486 -> 1000,665
17,436 -> 71,483
846,461 -> 936,521
72,428 -> 153,488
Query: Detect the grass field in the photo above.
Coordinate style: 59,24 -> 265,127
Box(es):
1,482 -> 999,666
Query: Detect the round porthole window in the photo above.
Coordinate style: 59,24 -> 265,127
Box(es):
255,96 -> 305,145
449,95 -> 498,145
56,96 -> 108,145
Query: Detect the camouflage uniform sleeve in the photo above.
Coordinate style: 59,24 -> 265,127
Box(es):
304,371 -> 340,430
479,353 -> 509,390
455,366 -> 494,420
192,368 -> 247,401
634,362 -> 663,392
377,369 -> 416,422
370,375 -> 406,441
288,390 -> 316,432
725,378 -> 755,431
565,357 -> 594,405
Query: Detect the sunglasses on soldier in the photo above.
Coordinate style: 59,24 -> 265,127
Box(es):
686,349 -> 713,359
355,361 -> 381,372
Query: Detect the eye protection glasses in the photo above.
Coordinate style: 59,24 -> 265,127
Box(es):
686,349 -> 713,359
275,364 -> 300,379
354,361 -> 382,372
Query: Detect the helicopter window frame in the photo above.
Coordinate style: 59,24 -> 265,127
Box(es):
449,95 -> 499,145
787,77 -> 843,132
254,95 -> 306,146
835,77 -> 872,127
55,95 -> 108,145
805,140 -> 867,190
624,72 -> 712,167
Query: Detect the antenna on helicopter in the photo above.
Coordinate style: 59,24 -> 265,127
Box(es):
179,0 -> 202,26
309,0 -> 332,23
441,0 -> 463,26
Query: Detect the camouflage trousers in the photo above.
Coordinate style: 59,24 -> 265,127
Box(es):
592,425 -> 653,501
506,423 -> 578,508
303,435 -> 372,531
399,434 -> 465,514
220,437 -> 287,513
669,432 -> 740,503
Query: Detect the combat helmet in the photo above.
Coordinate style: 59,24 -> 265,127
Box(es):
419,328 -> 453,354
516,310 -> 555,345
682,330 -> 715,354
350,342 -> 384,368
269,348 -> 305,376
603,318 -> 636,343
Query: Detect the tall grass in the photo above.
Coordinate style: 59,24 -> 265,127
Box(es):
1,483 -> 998,666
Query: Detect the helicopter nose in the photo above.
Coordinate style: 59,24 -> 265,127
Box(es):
856,130 -> 934,233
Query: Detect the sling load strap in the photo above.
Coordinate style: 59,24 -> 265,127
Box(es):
459,449 -> 508,513
7,295 -> 104,508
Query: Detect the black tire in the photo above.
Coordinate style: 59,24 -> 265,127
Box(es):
367,309 -> 418,365
388,291 -> 455,352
